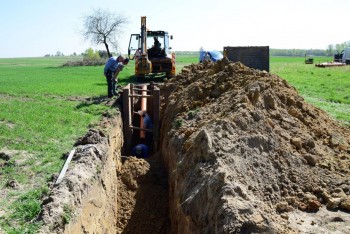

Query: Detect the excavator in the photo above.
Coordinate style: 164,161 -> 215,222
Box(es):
128,16 -> 176,79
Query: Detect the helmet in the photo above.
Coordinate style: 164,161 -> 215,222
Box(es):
135,145 -> 142,154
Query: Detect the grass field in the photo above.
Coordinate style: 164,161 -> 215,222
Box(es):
0,57 -> 112,233
270,56 -> 350,123
0,54 -> 349,233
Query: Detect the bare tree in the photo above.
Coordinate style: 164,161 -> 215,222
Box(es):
82,8 -> 128,58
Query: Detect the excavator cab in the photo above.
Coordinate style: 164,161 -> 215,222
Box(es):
128,33 -> 171,60
147,35 -> 165,58
128,16 -> 176,79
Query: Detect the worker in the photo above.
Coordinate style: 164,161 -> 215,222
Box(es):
136,110 -> 153,130
154,37 -> 162,57
202,51 -> 211,62
131,144 -> 150,158
134,110 -> 154,149
154,37 -> 161,48
104,56 -> 129,98
148,37 -> 162,58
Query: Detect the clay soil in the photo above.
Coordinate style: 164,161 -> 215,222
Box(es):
159,58 -> 350,233
116,154 -> 170,234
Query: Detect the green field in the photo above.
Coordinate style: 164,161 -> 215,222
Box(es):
271,56 -> 350,123
0,54 -> 349,233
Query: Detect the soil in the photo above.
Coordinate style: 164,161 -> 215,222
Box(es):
117,155 -> 170,233
160,58 -> 350,233
116,154 -> 170,234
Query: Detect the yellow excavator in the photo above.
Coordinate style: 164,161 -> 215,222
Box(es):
128,16 -> 176,79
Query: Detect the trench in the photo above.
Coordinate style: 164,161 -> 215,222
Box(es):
39,83 -> 172,234
116,83 -> 171,234
41,59 -> 350,234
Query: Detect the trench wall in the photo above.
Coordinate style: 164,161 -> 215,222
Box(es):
39,114 -> 124,234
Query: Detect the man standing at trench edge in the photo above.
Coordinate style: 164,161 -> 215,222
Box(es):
104,56 -> 129,98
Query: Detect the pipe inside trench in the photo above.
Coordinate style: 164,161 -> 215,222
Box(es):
45,84 -> 170,234
116,83 -> 170,233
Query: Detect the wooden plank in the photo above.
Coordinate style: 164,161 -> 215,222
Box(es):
152,86 -> 160,151
128,94 -> 153,98
123,84 -> 132,155
129,126 -> 154,132
131,88 -> 152,92
315,62 -> 346,68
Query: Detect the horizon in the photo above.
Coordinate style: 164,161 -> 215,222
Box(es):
0,47 -> 337,60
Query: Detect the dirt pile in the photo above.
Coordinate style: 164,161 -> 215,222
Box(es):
160,58 -> 350,233
116,154 -> 170,234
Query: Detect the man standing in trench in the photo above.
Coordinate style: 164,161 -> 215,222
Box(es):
134,110 -> 154,153
104,56 -> 129,98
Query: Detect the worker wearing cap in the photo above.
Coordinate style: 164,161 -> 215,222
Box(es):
131,144 -> 149,158
104,56 -> 129,98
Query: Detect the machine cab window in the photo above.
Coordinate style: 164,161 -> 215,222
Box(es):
147,35 -> 166,58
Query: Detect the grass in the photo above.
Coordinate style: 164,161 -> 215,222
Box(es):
0,53 -> 349,233
0,56 -> 115,232
270,56 -> 350,124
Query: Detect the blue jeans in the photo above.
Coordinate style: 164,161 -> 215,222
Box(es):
105,70 -> 117,98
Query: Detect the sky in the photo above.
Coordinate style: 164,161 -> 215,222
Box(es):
0,0 -> 349,58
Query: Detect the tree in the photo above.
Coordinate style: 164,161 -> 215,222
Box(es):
82,8 -> 128,58
84,48 -> 100,61
56,51 -> 63,56
326,44 -> 334,56
98,50 -> 109,59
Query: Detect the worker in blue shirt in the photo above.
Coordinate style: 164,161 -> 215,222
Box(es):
134,110 -> 154,151
136,110 -> 154,130
104,56 -> 129,98
132,144 -> 150,158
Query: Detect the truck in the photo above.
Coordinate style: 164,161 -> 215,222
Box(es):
334,47 -> 350,64
316,47 -> 350,67
128,16 -> 176,79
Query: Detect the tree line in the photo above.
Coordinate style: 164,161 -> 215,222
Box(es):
270,48 -> 327,57
270,41 -> 350,57
326,41 -> 350,56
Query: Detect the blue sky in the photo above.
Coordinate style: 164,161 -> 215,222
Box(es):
0,0 -> 349,58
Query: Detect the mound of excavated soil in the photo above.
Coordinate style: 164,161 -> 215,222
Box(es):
160,58 -> 350,233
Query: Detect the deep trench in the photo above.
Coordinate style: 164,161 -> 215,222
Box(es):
117,84 -> 171,234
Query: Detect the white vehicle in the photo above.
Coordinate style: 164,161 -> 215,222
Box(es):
342,47 -> 350,64
335,47 -> 350,64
